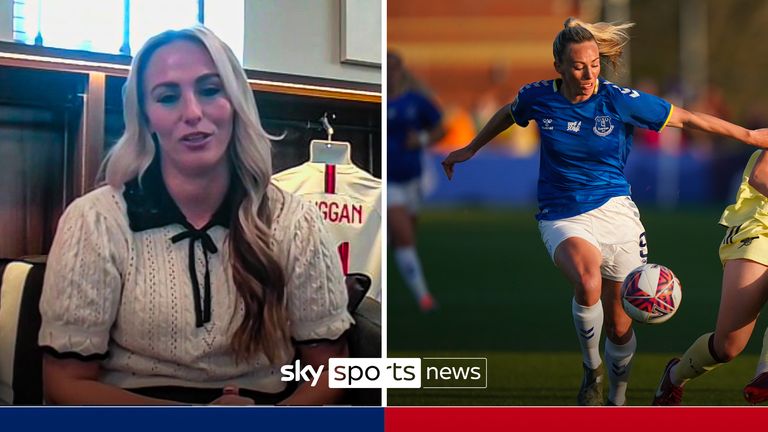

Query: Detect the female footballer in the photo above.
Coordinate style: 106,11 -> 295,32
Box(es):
441,17 -> 768,406
388,52 -> 444,312
653,150 -> 768,405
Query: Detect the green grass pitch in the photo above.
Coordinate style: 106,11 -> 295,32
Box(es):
387,207 -> 768,406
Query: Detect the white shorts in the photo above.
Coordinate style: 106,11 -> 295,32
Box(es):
388,178 -> 421,214
538,196 -> 648,281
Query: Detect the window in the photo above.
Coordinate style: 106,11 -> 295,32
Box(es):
12,0 -> 244,61
129,0 -> 198,55
12,0 -> 39,45
204,0 -> 244,62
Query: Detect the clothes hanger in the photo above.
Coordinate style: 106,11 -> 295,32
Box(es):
310,113 -> 352,165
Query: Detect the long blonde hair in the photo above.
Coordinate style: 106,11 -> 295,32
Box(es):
101,26 -> 291,364
553,17 -> 634,71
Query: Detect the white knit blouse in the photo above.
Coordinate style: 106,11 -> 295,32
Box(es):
38,183 -> 353,393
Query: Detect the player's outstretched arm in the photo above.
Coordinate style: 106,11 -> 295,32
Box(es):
666,106 -> 768,148
441,104 -> 515,180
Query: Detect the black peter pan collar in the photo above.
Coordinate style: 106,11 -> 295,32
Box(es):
123,157 -> 239,328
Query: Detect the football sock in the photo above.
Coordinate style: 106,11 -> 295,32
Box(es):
394,247 -> 430,301
605,332 -> 636,406
572,298 -> 604,370
755,327 -> 768,376
672,332 -> 724,386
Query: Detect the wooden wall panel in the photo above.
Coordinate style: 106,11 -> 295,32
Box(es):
0,107 -> 64,258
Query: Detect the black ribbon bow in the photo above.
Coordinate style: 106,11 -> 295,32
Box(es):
124,156 -> 239,330
170,225 -> 219,328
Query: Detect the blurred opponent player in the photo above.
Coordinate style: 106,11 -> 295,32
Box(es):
654,149 -> 768,405
387,52 -> 444,313
441,18 -> 768,405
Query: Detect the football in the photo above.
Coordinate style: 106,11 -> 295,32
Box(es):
621,264 -> 682,324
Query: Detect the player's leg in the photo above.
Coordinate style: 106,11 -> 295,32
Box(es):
388,180 -> 435,312
718,226 -> 768,403
710,259 -> 768,361
597,198 -> 646,406
555,237 -> 604,306
654,259 -> 768,405
711,258 -> 768,404
600,249 -> 638,407
553,236 -> 605,405
601,277 -> 635,406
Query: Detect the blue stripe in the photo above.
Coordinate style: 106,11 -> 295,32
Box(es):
0,407 -> 384,432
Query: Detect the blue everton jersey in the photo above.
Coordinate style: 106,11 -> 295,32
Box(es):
511,78 -> 673,221
387,90 -> 441,183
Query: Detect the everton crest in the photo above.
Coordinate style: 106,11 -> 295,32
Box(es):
593,116 -> 614,137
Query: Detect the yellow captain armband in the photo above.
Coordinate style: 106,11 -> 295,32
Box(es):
659,105 -> 675,132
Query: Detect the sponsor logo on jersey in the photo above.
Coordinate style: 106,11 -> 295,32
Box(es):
315,201 -> 364,225
541,118 -> 554,130
593,116 -> 614,136
567,121 -> 581,133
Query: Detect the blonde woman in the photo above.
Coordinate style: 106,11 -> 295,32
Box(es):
442,18 -> 768,405
38,26 -> 353,405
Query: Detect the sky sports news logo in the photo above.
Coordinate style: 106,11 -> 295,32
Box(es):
280,358 -> 487,389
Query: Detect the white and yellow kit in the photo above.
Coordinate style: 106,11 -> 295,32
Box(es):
273,162 -> 382,300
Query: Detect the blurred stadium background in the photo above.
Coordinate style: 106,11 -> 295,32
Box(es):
387,0 -> 768,405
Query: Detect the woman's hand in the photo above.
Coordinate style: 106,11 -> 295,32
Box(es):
209,386 -> 255,405
748,129 -> 768,149
440,104 -> 513,179
441,147 -> 476,180
209,394 -> 255,405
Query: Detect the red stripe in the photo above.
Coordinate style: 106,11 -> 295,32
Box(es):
337,241 -> 350,275
385,407 -> 768,432
325,164 -> 336,194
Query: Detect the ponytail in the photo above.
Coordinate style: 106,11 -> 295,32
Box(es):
553,17 -> 634,70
